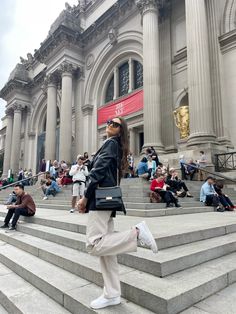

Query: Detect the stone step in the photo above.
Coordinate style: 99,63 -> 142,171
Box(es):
1,208 -> 236,249
2,223 -> 236,278
30,203 -> 215,217
0,241 -> 153,314
0,262 -> 70,314
181,282 -> 236,314
122,206 -> 214,217
1,239 -> 236,313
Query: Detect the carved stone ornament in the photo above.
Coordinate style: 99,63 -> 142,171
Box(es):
60,62 -> 74,74
135,0 -> 158,12
82,103 -> 93,116
5,108 -> 13,116
108,28 -> 118,45
45,73 -> 58,86
13,103 -> 24,113
86,54 -> 95,70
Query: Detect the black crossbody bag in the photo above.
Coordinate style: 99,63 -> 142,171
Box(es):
95,142 -> 124,210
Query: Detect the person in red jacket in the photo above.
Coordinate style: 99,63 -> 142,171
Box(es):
150,175 -> 181,208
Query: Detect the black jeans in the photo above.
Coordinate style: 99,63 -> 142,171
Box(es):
169,180 -> 189,193
4,208 -> 34,227
157,190 -> 178,205
205,194 -> 219,207
218,195 -> 234,208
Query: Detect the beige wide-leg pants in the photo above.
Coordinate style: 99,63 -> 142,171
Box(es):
86,210 -> 137,298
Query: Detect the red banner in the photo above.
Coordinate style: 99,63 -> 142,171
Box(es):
97,89 -> 143,125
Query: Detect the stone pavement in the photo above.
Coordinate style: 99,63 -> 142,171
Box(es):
0,178 -> 235,313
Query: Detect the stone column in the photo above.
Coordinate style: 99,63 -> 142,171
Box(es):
128,58 -> 134,93
206,0 -> 230,145
113,66 -> 119,100
129,128 -> 136,155
59,63 -> 73,162
10,104 -> 23,175
185,0 -> 216,146
136,0 -> 164,151
23,108 -> 31,169
81,104 -> 93,154
74,70 -> 84,156
159,8 -> 176,152
2,109 -> 13,177
45,73 -> 58,162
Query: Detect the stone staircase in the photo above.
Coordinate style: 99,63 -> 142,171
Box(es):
0,179 -> 235,313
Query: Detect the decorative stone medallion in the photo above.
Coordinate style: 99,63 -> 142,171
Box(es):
86,54 -> 95,70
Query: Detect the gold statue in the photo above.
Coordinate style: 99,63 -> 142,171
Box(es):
173,105 -> 190,139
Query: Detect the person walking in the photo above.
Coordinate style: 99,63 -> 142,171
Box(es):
78,117 -> 158,310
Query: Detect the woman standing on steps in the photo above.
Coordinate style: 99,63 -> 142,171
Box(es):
78,117 -> 158,310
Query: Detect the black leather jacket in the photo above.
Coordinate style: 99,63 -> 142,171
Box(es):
85,136 -> 124,214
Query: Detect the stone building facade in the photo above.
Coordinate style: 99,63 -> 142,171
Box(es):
1,0 -> 236,176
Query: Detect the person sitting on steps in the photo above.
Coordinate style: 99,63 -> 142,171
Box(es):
200,176 -> 224,212
137,157 -> 151,180
0,184 -> 36,230
42,177 -> 61,200
166,168 -> 193,197
214,180 -> 235,211
150,174 -> 181,208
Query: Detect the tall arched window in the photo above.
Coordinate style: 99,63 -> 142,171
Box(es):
119,62 -> 129,97
134,60 -> 143,89
105,75 -> 114,103
104,59 -> 143,104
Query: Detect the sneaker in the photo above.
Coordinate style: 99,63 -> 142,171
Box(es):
70,209 -> 74,213
135,221 -> 158,253
90,295 -> 121,310
187,192 -> 193,198
43,196 -> 48,200
9,226 -> 16,231
216,206 -> 225,212
0,224 -> 9,229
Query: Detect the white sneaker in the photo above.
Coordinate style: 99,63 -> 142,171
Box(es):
43,196 -> 48,200
70,209 -> 74,213
90,295 -> 121,310
135,221 -> 158,253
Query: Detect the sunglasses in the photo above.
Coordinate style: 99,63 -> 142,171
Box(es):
106,120 -> 121,128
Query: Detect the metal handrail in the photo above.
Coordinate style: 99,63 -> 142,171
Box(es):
183,163 -> 236,184
0,172 -> 46,191
215,151 -> 236,172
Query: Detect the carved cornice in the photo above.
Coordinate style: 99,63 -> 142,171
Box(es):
34,25 -> 83,64
82,0 -> 134,47
82,103 -> 93,116
0,79 -> 30,101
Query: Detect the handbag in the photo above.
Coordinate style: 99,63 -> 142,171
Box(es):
95,141 -> 124,210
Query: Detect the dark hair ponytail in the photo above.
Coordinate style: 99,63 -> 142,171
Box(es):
116,116 -> 129,173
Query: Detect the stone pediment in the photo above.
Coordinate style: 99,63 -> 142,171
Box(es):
48,9 -> 83,36
8,64 -> 30,83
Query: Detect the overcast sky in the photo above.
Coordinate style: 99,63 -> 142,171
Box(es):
0,0 -> 78,127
